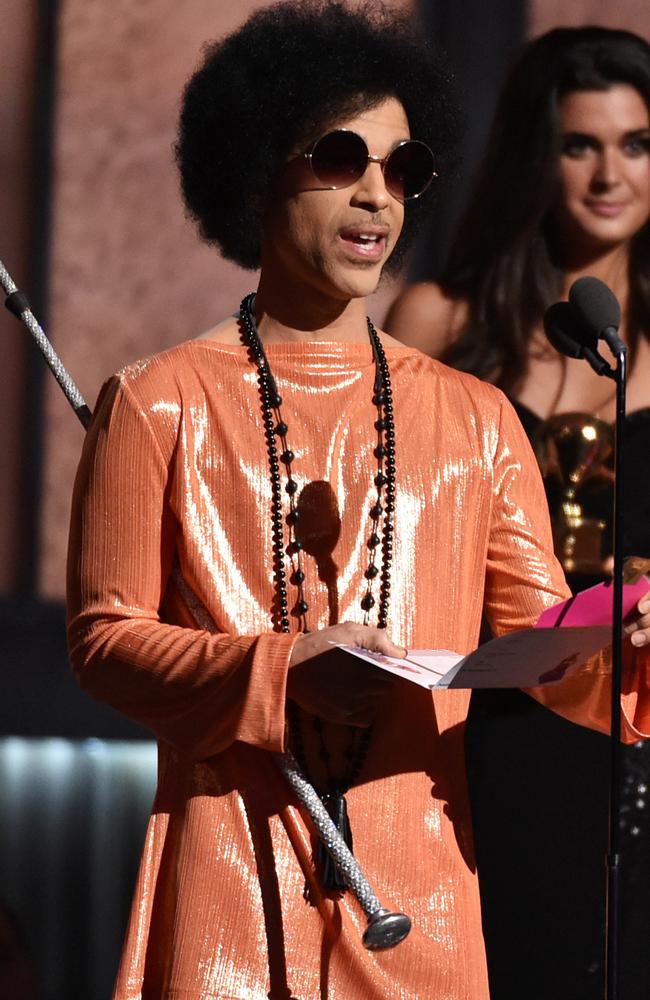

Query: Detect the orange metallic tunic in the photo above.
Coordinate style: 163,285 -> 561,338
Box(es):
66,339 -> 648,999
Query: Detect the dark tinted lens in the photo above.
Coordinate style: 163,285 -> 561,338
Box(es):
309,130 -> 368,188
384,141 -> 436,200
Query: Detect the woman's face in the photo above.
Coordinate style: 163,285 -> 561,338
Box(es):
552,84 -> 650,256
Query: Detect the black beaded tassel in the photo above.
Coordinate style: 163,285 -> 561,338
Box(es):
289,701 -> 373,893
239,292 -> 396,892
316,793 -> 354,892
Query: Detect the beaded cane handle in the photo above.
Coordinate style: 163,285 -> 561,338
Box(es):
274,750 -> 411,949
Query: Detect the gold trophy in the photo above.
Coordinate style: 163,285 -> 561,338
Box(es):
532,413 -> 614,576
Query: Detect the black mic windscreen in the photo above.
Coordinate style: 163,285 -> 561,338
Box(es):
543,301 -> 584,359
569,276 -> 621,338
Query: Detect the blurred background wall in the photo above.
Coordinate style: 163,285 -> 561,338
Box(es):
1,0 -> 649,996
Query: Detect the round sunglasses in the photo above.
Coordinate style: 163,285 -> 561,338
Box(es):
304,129 -> 437,202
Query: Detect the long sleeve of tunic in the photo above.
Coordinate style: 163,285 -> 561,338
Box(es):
66,369 -> 298,761
65,339 -> 644,1000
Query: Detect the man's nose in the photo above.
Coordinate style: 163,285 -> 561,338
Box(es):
350,161 -> 391,211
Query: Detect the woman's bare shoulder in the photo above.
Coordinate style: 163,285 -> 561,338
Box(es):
385,282 -> 468,357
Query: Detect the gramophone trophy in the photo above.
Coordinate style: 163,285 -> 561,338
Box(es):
532,413 -> 614,576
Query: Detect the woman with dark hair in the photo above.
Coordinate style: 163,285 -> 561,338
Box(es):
388,25 -> 650,393
388,25 -> 650,1000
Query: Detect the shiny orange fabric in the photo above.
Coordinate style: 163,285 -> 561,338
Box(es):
68,338 -> 580,999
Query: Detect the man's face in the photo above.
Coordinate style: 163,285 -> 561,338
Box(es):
261,96 -> 409,303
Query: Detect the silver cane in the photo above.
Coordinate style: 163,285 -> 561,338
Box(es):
1,258 -> 412,950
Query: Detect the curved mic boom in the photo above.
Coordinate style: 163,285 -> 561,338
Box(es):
543,300 -> 613,378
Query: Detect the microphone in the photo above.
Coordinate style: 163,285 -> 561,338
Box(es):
569,276 -> 627,356
543,301 -> 613,377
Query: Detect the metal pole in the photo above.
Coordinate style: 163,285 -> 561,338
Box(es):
606,345 -> 627,999
1,258 -> 91,428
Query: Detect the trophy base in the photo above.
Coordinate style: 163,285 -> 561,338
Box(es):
554,516 -> 607,577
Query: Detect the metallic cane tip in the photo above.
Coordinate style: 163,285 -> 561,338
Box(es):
362,909 -> 412,950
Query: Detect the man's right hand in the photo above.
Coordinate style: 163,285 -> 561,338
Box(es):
287,622 -> 405,727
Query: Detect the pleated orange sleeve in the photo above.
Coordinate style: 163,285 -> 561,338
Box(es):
526,642 -> 650,743
66,371 -> 298,761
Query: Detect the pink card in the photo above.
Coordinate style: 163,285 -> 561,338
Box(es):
536,578 -> 649,629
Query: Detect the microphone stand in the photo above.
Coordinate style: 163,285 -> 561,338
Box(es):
543,292 -> 630,1000
606,341 -> 627,1000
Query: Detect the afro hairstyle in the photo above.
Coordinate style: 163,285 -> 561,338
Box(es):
176,0 -> 459,272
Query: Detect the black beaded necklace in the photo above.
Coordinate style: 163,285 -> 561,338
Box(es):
239,292 -> 396,890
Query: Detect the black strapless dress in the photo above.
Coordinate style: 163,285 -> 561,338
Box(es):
466,403 -> 650,1000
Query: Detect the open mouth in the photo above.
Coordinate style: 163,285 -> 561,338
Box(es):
339,227 -> 389,260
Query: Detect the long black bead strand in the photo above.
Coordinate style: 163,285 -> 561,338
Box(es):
361,393 -> 385,622
365,319 -> 396,630
239,295 -> 396,632
239,293 -> 309,632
